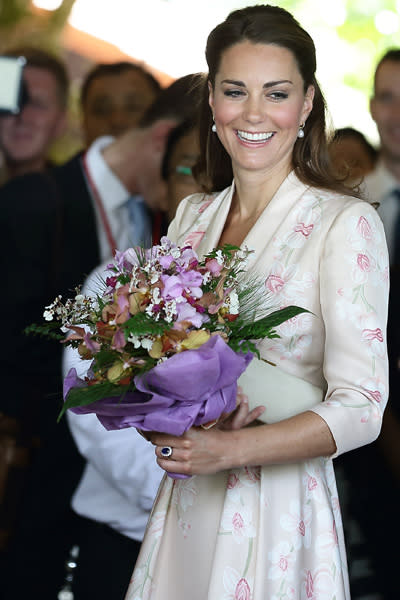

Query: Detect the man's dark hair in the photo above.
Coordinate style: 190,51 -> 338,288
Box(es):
374,48 -> 400,94
80,61 -> 161,107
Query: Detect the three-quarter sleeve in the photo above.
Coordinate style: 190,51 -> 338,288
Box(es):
310,202 -> 389,457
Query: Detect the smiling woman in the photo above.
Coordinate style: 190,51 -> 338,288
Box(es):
123,5 -> 389,600
209,42 -> 314,208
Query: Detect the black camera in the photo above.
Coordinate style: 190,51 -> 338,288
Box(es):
0,55 -> 27,115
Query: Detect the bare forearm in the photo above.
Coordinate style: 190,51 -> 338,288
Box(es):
221,411 -> 336,470
152,410 -> 337,477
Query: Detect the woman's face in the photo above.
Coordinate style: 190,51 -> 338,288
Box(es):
209,41 -> 314,179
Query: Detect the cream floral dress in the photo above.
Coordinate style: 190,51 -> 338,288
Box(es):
125,172 -> 389,600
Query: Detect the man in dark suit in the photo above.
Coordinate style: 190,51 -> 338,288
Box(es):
0,118 -> 176,600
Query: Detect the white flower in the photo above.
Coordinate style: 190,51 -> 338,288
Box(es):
127,334 -> 141,348
221,504 -> 256,543
228,291 -> 239,314
268,540 -> 295,580
141,338 -> 153,351
280,500 -> 312,549
43,310 -> 54,321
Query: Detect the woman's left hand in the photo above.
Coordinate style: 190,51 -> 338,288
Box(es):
151,426 -> 233,477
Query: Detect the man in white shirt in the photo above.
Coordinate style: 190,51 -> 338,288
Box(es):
61,75 -> 203,600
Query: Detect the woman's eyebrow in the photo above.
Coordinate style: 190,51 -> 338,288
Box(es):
220,78 -> 293,87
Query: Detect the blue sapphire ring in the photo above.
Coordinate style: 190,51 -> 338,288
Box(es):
161,446 -> 173,458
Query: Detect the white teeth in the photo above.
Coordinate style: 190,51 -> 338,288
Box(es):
237,130 -> 273,142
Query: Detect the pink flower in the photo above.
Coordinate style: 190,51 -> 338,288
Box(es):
111,328 -> 126,350
175,301 -> 207,328
234,578 -> 251,600
205,257 -> 224,276
161,271 -> 203,300
83,331 -> 101,353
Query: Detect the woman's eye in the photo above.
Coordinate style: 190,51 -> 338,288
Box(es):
224,89 -> 245,98
269,91 -> 289,100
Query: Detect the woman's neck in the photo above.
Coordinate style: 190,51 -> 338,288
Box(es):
218,165 -> 291,248
232,163 -> 291,218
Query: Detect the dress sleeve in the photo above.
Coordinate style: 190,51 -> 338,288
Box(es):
310,201 -> 389,457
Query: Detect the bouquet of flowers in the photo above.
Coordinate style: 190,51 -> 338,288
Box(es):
28,237 -> 306,450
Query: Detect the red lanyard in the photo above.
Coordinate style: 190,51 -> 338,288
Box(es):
81,153 -> 117,256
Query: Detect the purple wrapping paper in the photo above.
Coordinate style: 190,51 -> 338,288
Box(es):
65,335 -> 253,436
65,336 -> 252,479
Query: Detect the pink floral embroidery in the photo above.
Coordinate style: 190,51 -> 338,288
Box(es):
232,512 -> 245,534
279,556 -> 289,572
301,566 -> 335,599
198,199 -> 213,214
363,328 -> 384,343
183,231 -> 205,250
234,578 -> 251,600
243,466 -> 261,484
298,520 -> 306,536
265,274 -> 285,293
357,216 -> 373,241
222,505 -> 255,541
305,570 -> 314,598
227,473 -> 240,489
294,222 -> 314,237
268,541 -> 294,580
308,476 -> 318,491
357,253 -> 371,271
369,389 -> 382,403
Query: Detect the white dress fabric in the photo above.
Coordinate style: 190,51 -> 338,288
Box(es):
125,172 -> 389,600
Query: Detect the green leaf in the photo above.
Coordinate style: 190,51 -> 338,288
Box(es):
24,322 -> 64,341
58,381 -> 132,421
122,312 -> 172,339
234,305 -> 310,341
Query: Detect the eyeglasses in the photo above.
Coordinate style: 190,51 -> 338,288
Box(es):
175,165 -> 193,176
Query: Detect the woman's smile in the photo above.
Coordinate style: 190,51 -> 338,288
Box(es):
236,129 -> 275,144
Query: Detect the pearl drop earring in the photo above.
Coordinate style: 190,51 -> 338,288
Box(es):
297,123 -> 305,139
212,116 -> 217,133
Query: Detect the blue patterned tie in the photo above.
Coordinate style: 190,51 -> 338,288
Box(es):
393,189 -> 400,267
125,195 -> 152,248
